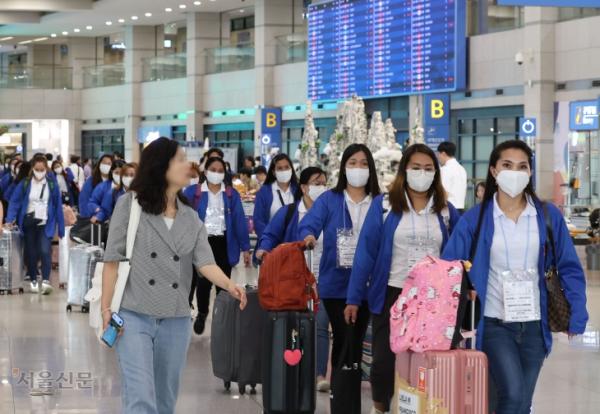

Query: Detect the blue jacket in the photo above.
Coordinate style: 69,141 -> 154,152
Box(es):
253,182 -> 298,239
348,195 -> 461,314
7,175 -> 65,239
257,200 -> 302,252
78,177 -> 98,218
97,187 -> 125,222
4,181 -> 18,202
299,190 -> 369,300
183,184 -> 251,267
0,173 -> 13,194
88,180 -> 112,219
441,199 -> 588,355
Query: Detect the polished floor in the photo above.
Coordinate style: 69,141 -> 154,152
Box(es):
0,260 -> 598,413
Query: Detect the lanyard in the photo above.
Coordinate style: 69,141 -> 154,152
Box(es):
499,215 -> 531,271
409,209 -> 430,239
39,183 -> 46,200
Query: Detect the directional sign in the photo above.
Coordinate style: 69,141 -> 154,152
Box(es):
520,118 -> 537,138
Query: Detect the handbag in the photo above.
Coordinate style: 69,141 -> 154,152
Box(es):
543,204 -> 571,333
330,324 -> 362,414
85,194 -> 142,340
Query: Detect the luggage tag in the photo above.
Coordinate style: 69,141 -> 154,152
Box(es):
284,329 -> 302,366
205,206 -> 225,236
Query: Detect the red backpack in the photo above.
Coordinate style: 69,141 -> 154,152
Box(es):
258,241 -> 318,311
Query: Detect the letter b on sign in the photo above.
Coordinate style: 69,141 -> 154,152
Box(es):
266,113 -> 277,128
425,94 -> 450,126
431,99 -> 445,119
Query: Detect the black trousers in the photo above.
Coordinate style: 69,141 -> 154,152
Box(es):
371,286 -> 402,411
323,298 -> 370,414
188,234 -> 232,315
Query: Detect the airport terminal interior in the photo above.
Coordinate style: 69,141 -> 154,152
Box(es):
0,0 -> 599,413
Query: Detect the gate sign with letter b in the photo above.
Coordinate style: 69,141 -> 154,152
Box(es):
261,108 -> 282,148
425,94 -> 450,126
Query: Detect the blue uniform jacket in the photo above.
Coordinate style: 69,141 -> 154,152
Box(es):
97,187 -> 125,222
57,169 -> 76,206
441,200 -> 588,355
347,195 -> 461,314
1,174 -> 13,194
253,182 -> 298,240
183,185 -> 251,267
88,180 -> 112,219
78,177 -> 98,218
7,175 -> 65,239
299,190 -> 369,300
257,200 -> 302,252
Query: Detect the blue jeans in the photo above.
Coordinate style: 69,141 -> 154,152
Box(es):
316,303 -> 330,378
482,318 -> 546,414
115,309 -> 193,414
23,220 -> 51,281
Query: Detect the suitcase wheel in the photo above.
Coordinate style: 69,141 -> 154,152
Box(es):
0,290 -> 5,296
238,384 -> 246,395
7,290 -> 12,295
82,306 -> 89,314
224,381 -> 231,391
66,305 -> 72,313
250,384 -> 257,395
18,288 -> 24,294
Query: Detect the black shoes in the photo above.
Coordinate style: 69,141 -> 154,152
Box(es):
194,313 -> 208,335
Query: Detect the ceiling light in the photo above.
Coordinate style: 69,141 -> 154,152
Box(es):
165,7 -> 173,12
62,31 -> 69,35
106,21 -> 112,26
73,28 -> 80,33
86,26 -> 93,30
118,18 -> 125,23
19,40 -> 33,45
145,12 -> 152,17
194,1 -> 202,4
0,37 -> 14,41
33,37 -> 48,42
50,33 -> 57,38
131,15 -> 139,20
240,9 -> 245,13
179,4 -> 186,9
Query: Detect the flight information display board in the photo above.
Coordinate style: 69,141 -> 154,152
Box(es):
308,0 -> 466,101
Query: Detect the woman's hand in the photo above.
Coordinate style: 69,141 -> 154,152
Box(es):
344,304 -> 359,324
255,249 -> 266,261
243,251 -> 251,267
90,216 -> 98,224
102,310 -> 112,332
304,235 -> 317,249
227,281 -> 247,310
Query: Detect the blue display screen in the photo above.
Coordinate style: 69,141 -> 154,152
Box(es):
307,0 -> 467,101
498,1 -> 600,7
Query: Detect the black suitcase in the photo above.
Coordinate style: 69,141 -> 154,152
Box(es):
262,311 -> 316,414
210,288 -> 266,394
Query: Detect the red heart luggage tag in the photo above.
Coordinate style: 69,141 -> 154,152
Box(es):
284,349 -> 302,366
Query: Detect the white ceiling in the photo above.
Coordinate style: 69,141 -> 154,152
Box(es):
0,0 -> 256,43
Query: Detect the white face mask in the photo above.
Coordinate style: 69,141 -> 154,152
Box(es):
308,185 -> 327,201
206,171 -> 225,185
275,169 -> 293,184
122,176 -> 134,188
495,170 -> 530,198
99,164 -> 111,176
112,175 -> 121,186
406,169 -> 436,193
54,167 -> 63,175
189,177 -> 200,186
33,170 -> 46,181
346,168 -> 370,188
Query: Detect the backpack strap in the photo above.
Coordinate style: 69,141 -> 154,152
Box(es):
543,203 -> 557,267
284,202 -> 297,231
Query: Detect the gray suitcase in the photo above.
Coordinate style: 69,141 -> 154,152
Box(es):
0,228 -> 25,294
66,225 -> 103,312
210,288 -> 266,394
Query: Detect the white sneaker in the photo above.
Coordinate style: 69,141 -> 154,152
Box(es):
30,281 -> 39,294
316,377 -> 330,393
41,281 -> 53,295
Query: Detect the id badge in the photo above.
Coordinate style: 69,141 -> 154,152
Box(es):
34,203 -> 48,221
205,207 -> 225,236
406,236 -> 438,271
502,269 -> 540,322
336,228 -> 357,269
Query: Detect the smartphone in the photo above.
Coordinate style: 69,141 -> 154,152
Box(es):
101,312 -> 124,348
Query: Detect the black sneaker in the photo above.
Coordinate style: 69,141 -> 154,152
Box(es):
193,313 -> 208,335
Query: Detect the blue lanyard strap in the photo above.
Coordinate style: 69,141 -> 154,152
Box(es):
499,214 -> 531,271
409,208 -> 430,239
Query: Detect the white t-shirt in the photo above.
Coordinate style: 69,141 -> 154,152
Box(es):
270,183 -> 294,219
27,178 -> 50,225
69,163 -> 85,190
343,191 -> 372,236
441,158 -> 468,209
202,182 -> 227,236
163,216 -> 174,230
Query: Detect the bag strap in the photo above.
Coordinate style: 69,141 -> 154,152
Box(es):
284,202 -> 297,231
543,203 -> 557,267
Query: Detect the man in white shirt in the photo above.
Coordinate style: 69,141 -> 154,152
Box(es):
68,155 -> 85,191
437,141 -> 467,212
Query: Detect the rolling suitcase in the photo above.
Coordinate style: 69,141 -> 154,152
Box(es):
66,225 -> 103,313
210,288 -> 266,394
58,227 -> 73,289
0,228 -> 25,295
262,310 -> 316,414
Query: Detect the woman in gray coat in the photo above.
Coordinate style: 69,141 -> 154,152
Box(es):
101,137 -> 246,414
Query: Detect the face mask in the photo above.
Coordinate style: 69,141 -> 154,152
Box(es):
275,169 -> 292,184
113,175 -> 121,186
33,171 -> 46,181
206,171 -> 225,185
54,167 -> 63,175
189,177 -> 200,186
122,176 -> 134,188
495,170 -> 530,198
406,169 -> 435,193
99,164 -> 111,175
346,168 -> 370,188
308,185 -> 327,201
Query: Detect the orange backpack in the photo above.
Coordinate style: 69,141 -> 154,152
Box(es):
258,241 -> 318,311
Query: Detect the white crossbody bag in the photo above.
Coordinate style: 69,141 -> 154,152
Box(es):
85,194 -> 142,340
